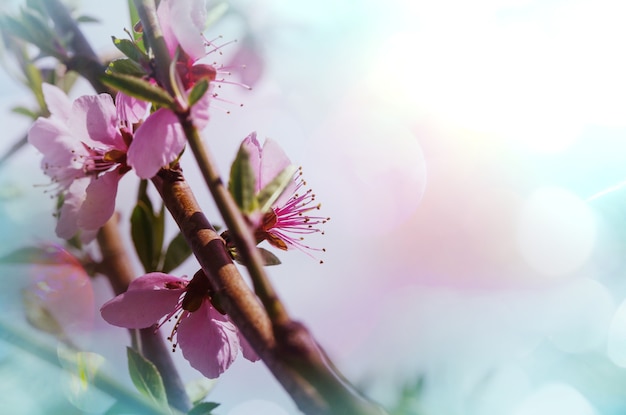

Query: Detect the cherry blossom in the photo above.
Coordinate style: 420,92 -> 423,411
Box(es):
27,84 -> 147,240
100,272 -> 258,378
242,132 -> 328,254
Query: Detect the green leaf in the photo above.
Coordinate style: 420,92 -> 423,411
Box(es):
106,58 -> 146,77
205,2 -> 229,28
1,15 -> 39,47
187,402 -> 220,415
188,79 -> 209,107
131,201 -> 155,273
161,232 -> 193,273
101,72 -> 175,108
11,105 -> 38,119
57,348 -> 109,410
112,36 -> 148,65
127,0 -> 144,47
22,289 -> 64,337
152,203 -> 166,270
258,247 -> 281,266
23,62 -> 46,111
126,347 -> 168,408
185,378 -> 217,405
103,401 -> 134,415
0,244 -> 81,266
256,164 -> 297,214
16,8 -> 62,58
76,15 -> 100,24
228,143 -> 258,214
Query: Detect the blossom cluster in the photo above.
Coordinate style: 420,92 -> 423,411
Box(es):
26,0 -> 327,379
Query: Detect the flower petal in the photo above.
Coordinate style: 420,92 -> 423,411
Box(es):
190,88 -> 211,131
116,92 -> 150,125
128,108 -> 185,179
156,0 -> 178,57
259,138 -> 293,190
237,330 -> 260,362
70,94 -> 124,149
42,83 -> 73,122
77,169 -> 122,231
177,300 -> 239,378
168,0 -> 207,61
56,178 -> 90,240
28,117 -> 86,187
100,273 -> 186,328
241,132 -> 262,192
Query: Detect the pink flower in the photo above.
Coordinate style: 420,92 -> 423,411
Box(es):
27,84 -> 148,240
26,245 -> 95,339
242,133 -> 328,255
128,1 -> 255,180
100,272 -> 258,378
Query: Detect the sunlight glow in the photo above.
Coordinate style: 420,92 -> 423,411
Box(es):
516,187 -> 596,277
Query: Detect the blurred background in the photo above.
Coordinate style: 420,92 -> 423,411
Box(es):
2,0 -> 626,414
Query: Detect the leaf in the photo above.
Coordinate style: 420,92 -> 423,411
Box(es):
22,289 -> 64,336
161,232 -> 193,274
228,143 -> 258,214
0,244 -> 80,266
57,349 -> 109,410
101,72 -> 174,108
1,15 -> 39,46
126,347 -> 168,408
11,105 -> 38,119
131,201 -> 155,273
187,402 -> 220,415
106,58 -> 146,77
185,378 -> 217,405
103,401 -> 134,415
111,36 -> 148,65
205,2 -> 229,28
76,15 -> 100,24
126,0 -> 144,47
256,164 -> 297,214
188,79 -> 209,107
152,203 -> 166,269
257,247 -> 281,266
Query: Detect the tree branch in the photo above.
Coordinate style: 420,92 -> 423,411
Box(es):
152,167 -> 385,415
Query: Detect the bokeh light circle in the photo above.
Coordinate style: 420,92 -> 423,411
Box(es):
312,99 -> 427,235
511,383 -> 598,415
516,187 -> 596,277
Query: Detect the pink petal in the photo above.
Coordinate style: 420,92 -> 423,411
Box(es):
156,0 -> 178,57
241,132 -> 262,192
237,330 -> 260,362
128,109 -> 186,179
115,92 -> 150,125
42,83 -> 73,122
190,88 -> 211,131
56,178 -> 90,240
177,300 -> 240,378
28,117 -> 86,187
227,37 -> 265,88
259,138 -> 293,189
30,260 -> 94,333
70,94 -> 125,149
100,273 -> 186,328
168,0 -> 207,61
126,273 -> 188,292
77,169 -> 122,231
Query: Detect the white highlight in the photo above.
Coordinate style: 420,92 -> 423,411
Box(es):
586,179 -> 626,202
511,383 -> 598,415
516,187 -> 596,277
607,299 -> 626,367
